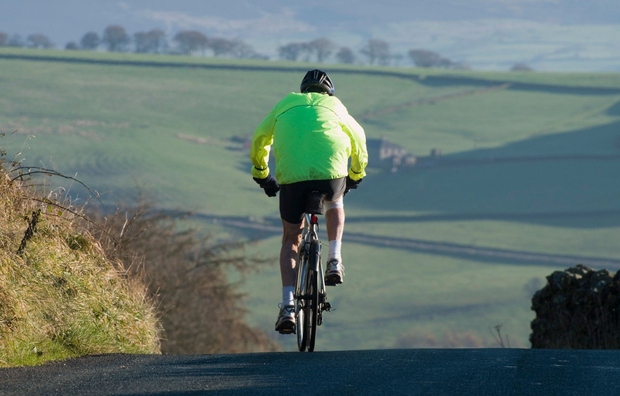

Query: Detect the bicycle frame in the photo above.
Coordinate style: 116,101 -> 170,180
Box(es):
301,213 -> 327,299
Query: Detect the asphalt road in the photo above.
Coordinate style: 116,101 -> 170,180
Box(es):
2,349 -> 620,395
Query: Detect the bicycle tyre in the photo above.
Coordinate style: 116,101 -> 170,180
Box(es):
307,241 -> 320,352
296,301 -> 306,351
296,251 -> 308,352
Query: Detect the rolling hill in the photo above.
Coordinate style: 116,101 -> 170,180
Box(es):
1,48 -> 620,350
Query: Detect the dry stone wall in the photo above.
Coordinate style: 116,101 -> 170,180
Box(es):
531,264 -> 620,349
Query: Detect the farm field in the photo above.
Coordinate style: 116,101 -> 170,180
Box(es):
2,48 -> 620,350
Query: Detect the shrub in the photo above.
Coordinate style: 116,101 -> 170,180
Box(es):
87,200 -> 279,354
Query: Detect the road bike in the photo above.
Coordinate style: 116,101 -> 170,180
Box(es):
295,191 -> 331,352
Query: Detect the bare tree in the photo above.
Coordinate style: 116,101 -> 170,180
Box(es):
134,29 -> 167,54
206,37 -> 258,58
208,37 -> 235,57
147,29 -> 167,54
360,38 -> 390,65
26,33 -> 54,49
409,49 -> 447,68
173,30 -> 208,55
0,32 -> 7,46
80,32 -> 100,50
133,31 -> 150,53
309,38 -> 335,62
228,39 -> 261,59
407,49 -> 464,69
336,47 -> 355,64
278,42 -> 309,61
102,25 -> 130,52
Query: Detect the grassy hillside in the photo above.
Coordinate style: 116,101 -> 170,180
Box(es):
2,48 -> 620,350
0,164 -> 161,367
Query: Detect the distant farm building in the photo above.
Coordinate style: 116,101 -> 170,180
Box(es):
367,137 -> 416,172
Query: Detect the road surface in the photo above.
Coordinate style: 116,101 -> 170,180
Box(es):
2,349 -> 620,395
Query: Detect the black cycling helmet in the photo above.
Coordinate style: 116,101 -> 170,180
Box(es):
300,69 -> 335,95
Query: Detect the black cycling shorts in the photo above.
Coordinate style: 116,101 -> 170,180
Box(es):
279,178 -> 346,224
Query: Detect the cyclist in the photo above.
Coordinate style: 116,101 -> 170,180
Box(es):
250,69 -> 368,334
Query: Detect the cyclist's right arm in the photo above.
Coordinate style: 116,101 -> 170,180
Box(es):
341,113 -> 368,182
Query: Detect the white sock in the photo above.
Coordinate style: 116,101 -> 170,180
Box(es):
282,286 -> 295,307
328,240 -> 342,261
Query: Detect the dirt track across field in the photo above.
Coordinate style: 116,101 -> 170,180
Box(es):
172,211 -> 620,270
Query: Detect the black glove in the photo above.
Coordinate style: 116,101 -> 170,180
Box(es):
344,176 -> 362,196
253,174 -> 280,197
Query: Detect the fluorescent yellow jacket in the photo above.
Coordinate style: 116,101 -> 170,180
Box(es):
250,92 -> 368,185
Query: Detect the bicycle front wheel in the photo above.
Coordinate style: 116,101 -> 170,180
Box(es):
306,241 -> 320,352
296,251 -> 308,352
296,299 -> 307,351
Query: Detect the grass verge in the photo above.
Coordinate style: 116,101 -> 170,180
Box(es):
0,164 -> 161,367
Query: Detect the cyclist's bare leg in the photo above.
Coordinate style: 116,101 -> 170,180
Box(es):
325,207 -> 345,242
325,199 -> 345,285
274,220 -> 303,334
280,219 -> 304,287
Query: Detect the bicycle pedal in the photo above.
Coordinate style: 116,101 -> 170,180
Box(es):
278,326 -> 296,335
325,274 -> 343,286
323,302 -> 332,312
276,322 -> 296,335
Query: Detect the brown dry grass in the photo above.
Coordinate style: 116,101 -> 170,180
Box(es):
88,200 -> 280,354
0,164 -> 161,367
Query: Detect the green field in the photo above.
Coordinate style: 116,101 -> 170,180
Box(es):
2,48 -> 620,351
